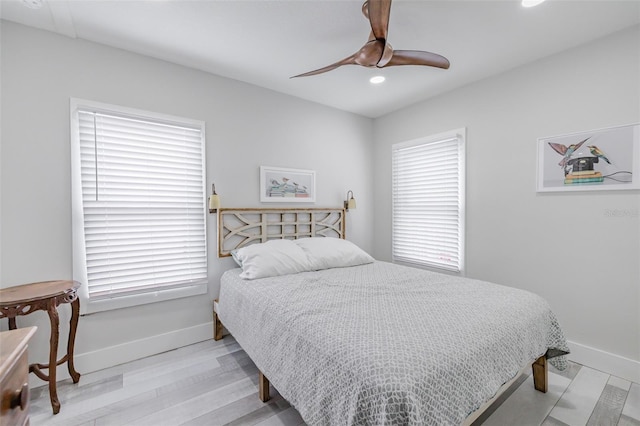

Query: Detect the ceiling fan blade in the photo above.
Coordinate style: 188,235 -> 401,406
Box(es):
291,55 -> 358,78
386,50 -> 450,69
367,30 -> 375,43
292,0 -> 450,78
367,0 -> 391,41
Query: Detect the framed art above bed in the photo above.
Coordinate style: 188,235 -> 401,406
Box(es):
260,166 -> 316,202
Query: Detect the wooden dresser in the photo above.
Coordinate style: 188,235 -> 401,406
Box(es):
0,327 -> 36,426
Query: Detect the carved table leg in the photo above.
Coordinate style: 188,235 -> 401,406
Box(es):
47,301 -> 61,414
8,316 -> 17,330
67,298 -> 81,383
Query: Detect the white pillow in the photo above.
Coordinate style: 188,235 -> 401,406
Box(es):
294,237 -> 374,271
232,239 -> 312,280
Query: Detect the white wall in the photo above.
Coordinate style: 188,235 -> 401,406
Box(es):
0,21 -> 374,374
2,18 -> 638,383
373,25 -> 640,380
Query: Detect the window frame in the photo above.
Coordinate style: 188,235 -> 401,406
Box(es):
70,98 -> 208,314
391,128 -> 466,274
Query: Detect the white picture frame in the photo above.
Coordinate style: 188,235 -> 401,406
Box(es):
536,123 -> 640,192
260,166 -> 316,203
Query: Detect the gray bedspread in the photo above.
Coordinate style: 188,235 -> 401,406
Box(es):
218,261 -> 569,425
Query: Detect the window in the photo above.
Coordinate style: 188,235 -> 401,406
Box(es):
71,99 -> 207,313
392,129 -> 465,273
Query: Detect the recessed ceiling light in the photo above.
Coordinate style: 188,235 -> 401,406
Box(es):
21,0 -> 43,9
369,76 -> 386,85
522,0 -> 546,7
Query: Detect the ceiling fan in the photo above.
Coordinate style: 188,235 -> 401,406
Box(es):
292,0 -> 450,78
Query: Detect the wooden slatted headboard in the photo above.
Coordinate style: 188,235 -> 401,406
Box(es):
217,208 -> 346,257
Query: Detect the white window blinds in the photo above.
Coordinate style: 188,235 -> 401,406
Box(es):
72,100 -> 207,308
392,129 -> 465,273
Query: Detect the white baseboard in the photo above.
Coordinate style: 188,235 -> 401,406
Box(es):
32,321 -> 213,387
567,340 -> 640,383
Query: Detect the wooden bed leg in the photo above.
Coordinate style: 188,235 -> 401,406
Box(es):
213,312 -> 224,341
259,371 -> 271,402
213,299 -> 224,341
532,356 -> 548,393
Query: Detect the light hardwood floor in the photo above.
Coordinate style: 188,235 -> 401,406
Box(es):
30,336 -> 640,426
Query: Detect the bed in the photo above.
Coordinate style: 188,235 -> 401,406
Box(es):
213,208 -> 569,425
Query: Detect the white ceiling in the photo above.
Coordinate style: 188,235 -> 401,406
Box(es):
1,0 -> 639,118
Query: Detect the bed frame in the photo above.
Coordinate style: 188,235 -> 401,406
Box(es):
217,208 -> 345,257
212,207 -> 548,420
214,206 -> 346,355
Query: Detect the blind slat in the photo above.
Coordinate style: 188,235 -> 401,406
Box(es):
76,107 -> 207,301
392,132 -> 464,272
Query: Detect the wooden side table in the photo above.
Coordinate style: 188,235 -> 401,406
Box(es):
0,280 -> 82,414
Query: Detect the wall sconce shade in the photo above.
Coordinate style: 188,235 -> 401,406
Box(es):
209,183 -> 220,213
344,190 -> 356,211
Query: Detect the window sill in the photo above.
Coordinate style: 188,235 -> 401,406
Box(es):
79,283 -> 207,315
392,258 -> 464,276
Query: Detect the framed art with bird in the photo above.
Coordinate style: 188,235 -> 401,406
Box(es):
260,166 -> 316,203
536,123 -> 640,192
